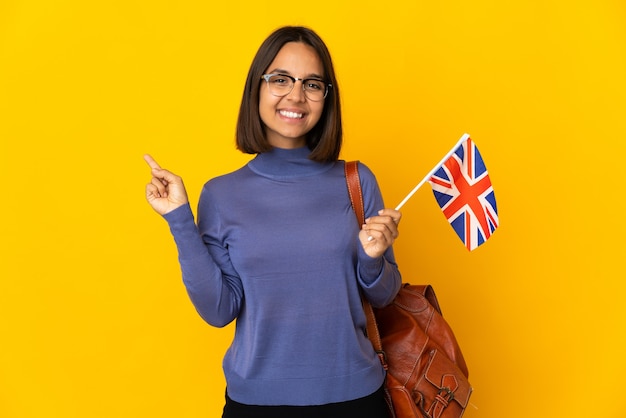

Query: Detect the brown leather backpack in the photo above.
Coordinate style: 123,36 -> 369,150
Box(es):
345,161 -> 473,418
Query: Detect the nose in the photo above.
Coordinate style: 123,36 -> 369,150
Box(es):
285,79 -> 306,102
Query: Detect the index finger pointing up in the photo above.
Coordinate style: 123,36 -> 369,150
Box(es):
143,154 -> 161,170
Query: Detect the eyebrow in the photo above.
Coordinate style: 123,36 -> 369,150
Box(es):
268,68 -> 325,80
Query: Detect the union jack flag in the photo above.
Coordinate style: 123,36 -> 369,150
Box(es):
429,135 -> 499,251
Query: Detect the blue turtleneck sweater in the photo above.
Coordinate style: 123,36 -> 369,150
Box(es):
163,147 -> 401,406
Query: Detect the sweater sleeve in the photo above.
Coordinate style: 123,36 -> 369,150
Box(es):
355,163 -> 402,308
163,201 -> 243,327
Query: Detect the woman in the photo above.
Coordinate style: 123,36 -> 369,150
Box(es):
144,26 -> 402,417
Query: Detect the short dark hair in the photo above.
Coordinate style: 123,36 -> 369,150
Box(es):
235,26 -> 342,163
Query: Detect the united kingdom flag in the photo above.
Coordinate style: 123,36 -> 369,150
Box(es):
428,135 -> 499,251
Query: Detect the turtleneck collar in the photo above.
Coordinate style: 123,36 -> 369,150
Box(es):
247,146 -> 335,179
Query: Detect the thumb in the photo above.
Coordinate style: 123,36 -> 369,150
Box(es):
151,166 -> 181,185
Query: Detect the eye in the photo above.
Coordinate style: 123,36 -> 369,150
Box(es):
305,79 -> 324,91
269,74 -> 291,85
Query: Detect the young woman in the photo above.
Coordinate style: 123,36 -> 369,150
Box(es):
144,26 -> 402,417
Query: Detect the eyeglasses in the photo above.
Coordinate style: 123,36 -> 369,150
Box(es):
261,73 -> 331,102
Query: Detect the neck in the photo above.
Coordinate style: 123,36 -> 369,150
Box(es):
247,146 -> 333,179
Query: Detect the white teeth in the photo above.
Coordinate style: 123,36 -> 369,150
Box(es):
279,110 -> 303,119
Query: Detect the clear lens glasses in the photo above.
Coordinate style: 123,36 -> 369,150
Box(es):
261,74 -> 331,101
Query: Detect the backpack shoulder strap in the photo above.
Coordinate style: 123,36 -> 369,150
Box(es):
344,161 -> 365,226
344,160 -> 387,368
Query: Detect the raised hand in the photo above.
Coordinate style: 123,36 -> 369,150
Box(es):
359,208 -> 402,258
143,154 -> 189,215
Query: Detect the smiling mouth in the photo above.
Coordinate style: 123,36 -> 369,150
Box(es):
279,110 -> 304,119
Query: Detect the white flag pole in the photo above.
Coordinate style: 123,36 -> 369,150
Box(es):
395,133 -> 470,211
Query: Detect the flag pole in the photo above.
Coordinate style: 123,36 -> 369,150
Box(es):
395,133 -> 470,211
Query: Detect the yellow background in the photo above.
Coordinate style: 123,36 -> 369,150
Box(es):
1,1 -> 625,417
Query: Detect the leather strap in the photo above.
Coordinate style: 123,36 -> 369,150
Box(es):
344,161 -> 365,227
344,161 -> 387,369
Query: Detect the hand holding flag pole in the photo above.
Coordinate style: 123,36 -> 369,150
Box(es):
395,133 -> 499,251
